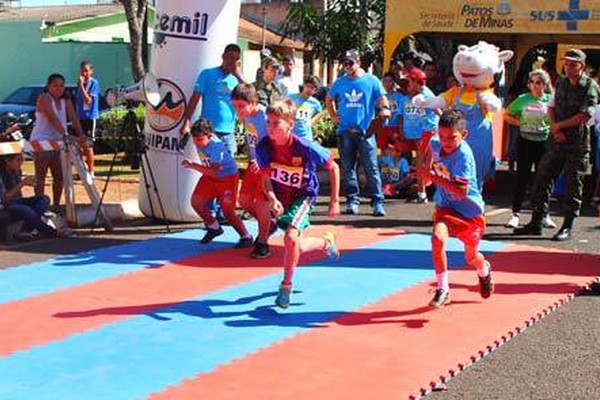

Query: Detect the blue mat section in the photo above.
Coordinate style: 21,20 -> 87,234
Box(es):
0,234 -> 506,400
0,223 -> 257,305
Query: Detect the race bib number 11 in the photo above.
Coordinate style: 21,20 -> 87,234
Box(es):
270,163 -> 303,188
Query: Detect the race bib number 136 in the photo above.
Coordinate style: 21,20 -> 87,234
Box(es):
270,163 -> 303,188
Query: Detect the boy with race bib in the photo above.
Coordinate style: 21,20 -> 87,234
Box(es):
255,99 -> 341,308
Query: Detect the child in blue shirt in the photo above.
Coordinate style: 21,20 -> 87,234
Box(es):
181,118 -> 252,248
415,109 -> 493,308
379,139 -> 411,198
287,75 -> 323,141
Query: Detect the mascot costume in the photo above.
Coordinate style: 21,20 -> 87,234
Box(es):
414,41 -> 513,189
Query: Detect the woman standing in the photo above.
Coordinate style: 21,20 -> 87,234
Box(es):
504,69 -> 556,229
30,73 -> 84,209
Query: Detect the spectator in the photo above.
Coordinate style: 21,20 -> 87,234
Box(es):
515,48 -> 599,241
424,61 -> 446,95
377,72 -> 408,151
0,153 -> 61,239
503,69 -> 556,229
379,141 -> 412,198
180,43 -> 245,156
288,75 -> 323,141
254,56 -> 282,108
275,54 -> 300,97
326,49 -> 391,216
398,67 -> 439,203
75,60 -> 100,178
30,73 -> 84,209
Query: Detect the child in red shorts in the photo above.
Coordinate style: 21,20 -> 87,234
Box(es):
415,109 -> 493,308
181,118 -> 253,247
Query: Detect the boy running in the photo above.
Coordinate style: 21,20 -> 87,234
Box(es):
415,109 -> 493,308
231,83 -> 275,258
181,118 -> 253,248
255,99 -> 341,308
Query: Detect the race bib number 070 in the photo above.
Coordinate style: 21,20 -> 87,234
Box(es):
270,162 -> 303,188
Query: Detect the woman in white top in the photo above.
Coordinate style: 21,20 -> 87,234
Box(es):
30,73 -> 84,208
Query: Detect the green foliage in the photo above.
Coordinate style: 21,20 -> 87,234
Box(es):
97,105 -> 146,152
281,0 -> 385,65
312,113 -> 338,148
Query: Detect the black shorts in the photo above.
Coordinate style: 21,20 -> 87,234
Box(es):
80,119 -> 97,140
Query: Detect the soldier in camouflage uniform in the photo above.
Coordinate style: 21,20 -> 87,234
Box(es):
515,48 -> 599,241
253,56 -> 282,107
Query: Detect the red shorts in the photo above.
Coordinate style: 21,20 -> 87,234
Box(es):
433,207 -> 486,244
193,174 -> 239,207
239,169 -> 267,200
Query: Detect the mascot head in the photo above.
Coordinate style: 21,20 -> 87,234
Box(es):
453,41 -> 513,89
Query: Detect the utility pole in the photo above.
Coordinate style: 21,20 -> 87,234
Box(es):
261,4 -> 267,50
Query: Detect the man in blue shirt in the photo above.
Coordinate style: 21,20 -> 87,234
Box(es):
75,61 -> 100,178
180,43 -> 245,156
326,49 -> 391,216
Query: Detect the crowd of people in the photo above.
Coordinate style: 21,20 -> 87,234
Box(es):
2,42 -> 598,309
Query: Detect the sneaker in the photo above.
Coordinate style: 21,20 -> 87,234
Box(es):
250,240 -> 271,259
513,221 -> 542,236
428,289 -> 450,308
542,214 -> 557,229
275,283 -> 292,309
415,192 -> 428,204
323,231 -> 340,260
200,227 -> 224,244
240,210 -> 252,220
345,202 -> 359,215
505,214 -> 519,228
235,236 -> 253,248
478,262 -> 494,299
372,202 -> 386,217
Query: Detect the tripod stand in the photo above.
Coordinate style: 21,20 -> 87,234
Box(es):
92,102 -> 170,233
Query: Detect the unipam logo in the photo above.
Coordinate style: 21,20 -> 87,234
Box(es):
344,89 -> 364,108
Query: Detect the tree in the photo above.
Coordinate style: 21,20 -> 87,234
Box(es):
121,0 -> 148,81
281,0 -> 385,79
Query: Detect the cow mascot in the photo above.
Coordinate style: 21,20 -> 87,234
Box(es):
413,41 -> 514,189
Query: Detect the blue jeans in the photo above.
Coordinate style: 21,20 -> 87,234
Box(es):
337,131 -> 383,205
6,196 -> 57,238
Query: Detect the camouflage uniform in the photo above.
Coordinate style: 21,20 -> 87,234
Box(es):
530,73 -> 599,219
253,79 -> 282,108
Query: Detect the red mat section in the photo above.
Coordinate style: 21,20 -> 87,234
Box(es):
0,226 -> 394,357
150,244 -> 599,400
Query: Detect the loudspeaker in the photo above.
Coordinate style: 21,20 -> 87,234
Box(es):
106,73 -> 160,108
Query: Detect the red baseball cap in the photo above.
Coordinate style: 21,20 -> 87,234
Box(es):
406,67 -> 427,84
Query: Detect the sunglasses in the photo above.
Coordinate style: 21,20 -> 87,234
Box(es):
343,60 -> 355,67
529,80 -> 543,85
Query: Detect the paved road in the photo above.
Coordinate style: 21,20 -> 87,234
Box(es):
1,169 -> 599,399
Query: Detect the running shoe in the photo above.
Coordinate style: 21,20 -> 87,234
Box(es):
200,227 -> 224,244
345,202 -> 359,215
428,288 -> 450,308
505,214 -> 519,228
234,236 -> 254,248
478,261 -> 494,299
372,202 -> 386,217
275,283 -> 292,309
251,240 -> 271,259
323,230 -> 340,260
542,214 -> 557,229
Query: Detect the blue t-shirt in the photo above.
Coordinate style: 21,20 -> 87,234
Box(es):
288,94 -> 322,141
328,73 -> 385,134
256,135 -> 332,207
244,105 -> 268,160
196,136 -> 238,179
400,86 -> 439,140
430,138 -> 484,218
384,92 -> 408,128
378,155 -> 410,184
75,77 -> 100,120
194,67 -> 239,134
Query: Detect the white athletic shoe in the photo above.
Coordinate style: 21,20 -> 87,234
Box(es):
542,214 -> 557,229
505,214 -> 519,228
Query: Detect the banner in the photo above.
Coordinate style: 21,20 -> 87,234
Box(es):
385,0 -> 600,66
139,0 -> 241,221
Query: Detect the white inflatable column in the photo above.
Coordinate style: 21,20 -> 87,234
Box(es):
139,0 -> 241,221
